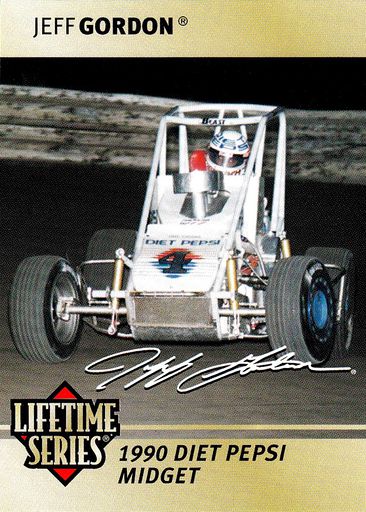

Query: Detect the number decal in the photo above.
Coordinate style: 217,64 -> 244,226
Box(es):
153,248 -> 201,278
158,250 -> 192,274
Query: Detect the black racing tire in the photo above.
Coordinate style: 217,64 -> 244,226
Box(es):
84,228 -> 136,290
9,256 -> 83,362
305,247 -> 355,358
265,256 -> 336,364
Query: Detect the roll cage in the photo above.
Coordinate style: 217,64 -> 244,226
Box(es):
133,104 -> 287,290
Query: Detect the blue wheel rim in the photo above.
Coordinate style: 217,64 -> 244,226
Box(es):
310,290 -> 328,329
301,263 -> 335,362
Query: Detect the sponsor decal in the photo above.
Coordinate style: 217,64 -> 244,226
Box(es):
11,382 -> 119,486
202,118 -> 226,125
145,239 -> 220,246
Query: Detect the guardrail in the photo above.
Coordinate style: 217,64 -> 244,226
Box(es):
1,85 -> 365,184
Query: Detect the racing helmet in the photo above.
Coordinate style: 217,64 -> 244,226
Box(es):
207,130 -> 250,174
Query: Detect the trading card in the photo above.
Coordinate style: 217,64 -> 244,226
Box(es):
0,2 -> 365,511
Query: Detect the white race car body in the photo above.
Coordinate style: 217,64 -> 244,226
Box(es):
122,104 -> 287,341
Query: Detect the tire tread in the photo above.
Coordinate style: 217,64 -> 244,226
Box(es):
266,255 -> 333,363
9,256 -> 81,362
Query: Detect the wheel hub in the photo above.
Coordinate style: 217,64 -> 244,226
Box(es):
310,290 -> 328,329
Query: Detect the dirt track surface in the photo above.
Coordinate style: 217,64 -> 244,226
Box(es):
0,162 -> 365,430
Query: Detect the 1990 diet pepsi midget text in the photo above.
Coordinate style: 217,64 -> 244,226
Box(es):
117,442 -> 287,484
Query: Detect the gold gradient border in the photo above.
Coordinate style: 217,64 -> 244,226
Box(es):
1,0 -> 366,57
1,1 -> 365,510
0,438 -> 365,511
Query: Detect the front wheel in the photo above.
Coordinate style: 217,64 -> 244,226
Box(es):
305,247 -> 354,358
9,256 -> 83,362
265,256 -> 335,364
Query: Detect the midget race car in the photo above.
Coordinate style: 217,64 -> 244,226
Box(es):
9,104 -> 355,364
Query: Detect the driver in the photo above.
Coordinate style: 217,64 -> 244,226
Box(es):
207,130 -> 250,175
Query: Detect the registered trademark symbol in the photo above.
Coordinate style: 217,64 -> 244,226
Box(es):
351,369 -> 356,375
178,16 -> 188,27
102,435 -> 110,443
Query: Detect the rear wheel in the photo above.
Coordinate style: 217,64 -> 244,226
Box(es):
9,256 -> 82,362
305,247 -> 354,358
266,256 -> 335,364
84,228 -> 136,290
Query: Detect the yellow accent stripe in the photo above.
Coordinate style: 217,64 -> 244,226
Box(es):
119,424 -> 366,431
1,424 -> 365,432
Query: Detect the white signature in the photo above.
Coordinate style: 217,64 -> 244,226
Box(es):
84,346 -> 353,394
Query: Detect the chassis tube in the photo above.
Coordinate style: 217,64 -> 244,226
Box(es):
65,306 -> 127,316
177,103 -> 278,114
270,111 -> 286,234
336,274 -> 346,322
66,305 -> 264,318
133,116 -> 167,261
219,308 -> 265,317
66,305 -> 264,317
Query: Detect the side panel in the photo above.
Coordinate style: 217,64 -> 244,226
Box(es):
132,237 -> 224,292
